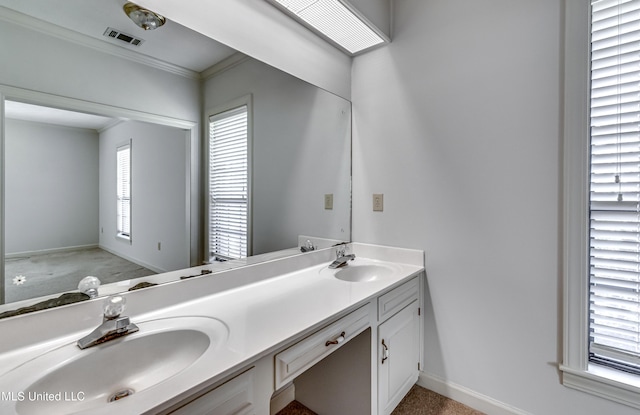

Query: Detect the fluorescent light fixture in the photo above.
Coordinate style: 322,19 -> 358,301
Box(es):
271,0 -> 388,55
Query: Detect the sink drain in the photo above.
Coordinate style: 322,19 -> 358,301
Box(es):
108,388 -> 135,402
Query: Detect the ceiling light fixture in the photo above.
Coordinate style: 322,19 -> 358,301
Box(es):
269,0 -> 388,55
123,2 -> 166,31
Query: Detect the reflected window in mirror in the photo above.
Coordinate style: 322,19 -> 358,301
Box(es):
208,101 -> 251,261
116,142 -> 132,241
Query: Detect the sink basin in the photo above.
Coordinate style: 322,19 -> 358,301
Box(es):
334,264 -> 396,282
3,316 -> 228,415
321,259 -> 400,282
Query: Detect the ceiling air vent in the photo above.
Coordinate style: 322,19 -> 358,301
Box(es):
103,27 -> 144,46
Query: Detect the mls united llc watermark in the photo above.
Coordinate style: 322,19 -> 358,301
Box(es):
1,391 -> 85,402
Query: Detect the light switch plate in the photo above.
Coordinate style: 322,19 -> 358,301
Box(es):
324,194 -> 334,210
373,193 -> 383,212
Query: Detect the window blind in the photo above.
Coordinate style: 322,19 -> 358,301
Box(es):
589,0 -> 640,373
116,144 -> 131,239
208,105 -> 248,260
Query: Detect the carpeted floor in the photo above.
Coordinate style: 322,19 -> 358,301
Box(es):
391,386 -> 485,415
276,386 -> 485,415
277,400 -> 317,415
4,247 -> 155,302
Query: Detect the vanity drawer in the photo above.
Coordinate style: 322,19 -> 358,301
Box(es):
170,367 -> 255,415
378,277 -> 419,322
275,304 -> 370,389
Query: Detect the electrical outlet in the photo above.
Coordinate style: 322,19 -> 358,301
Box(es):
324,193 -> 334,210
373,193 -> 384,212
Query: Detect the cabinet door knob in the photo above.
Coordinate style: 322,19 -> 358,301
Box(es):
381,339 -> 389,364
326,331 -> 346,346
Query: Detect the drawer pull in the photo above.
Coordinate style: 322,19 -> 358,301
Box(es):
325,331 -> 346,346
381,339 -> 389,364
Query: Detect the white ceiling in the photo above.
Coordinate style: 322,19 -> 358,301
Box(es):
0,0 -> 238,73
0,0 -> 241,127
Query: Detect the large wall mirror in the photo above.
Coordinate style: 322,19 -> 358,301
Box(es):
0,0 -> 351,314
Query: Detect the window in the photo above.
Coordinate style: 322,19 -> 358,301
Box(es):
562,0 -> 640,407
589,0 -> 640,374
117,143 -> 131,240
208,103 -> 250,261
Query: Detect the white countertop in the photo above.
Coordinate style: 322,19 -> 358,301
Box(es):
0,243 -> 424,415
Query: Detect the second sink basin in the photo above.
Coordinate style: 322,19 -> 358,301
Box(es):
321,258 -> 400,282
334,264 -> 396,282
3,316 -> 228,415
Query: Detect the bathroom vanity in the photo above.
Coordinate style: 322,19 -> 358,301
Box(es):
0,243 -> 424,415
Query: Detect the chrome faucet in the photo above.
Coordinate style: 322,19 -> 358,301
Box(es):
77,295 -> 139,349
300,239 -> 316,252
329,244 -> 355,269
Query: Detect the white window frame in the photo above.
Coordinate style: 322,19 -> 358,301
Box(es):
562,0 -> 640,408
116,141 -> 131,242
205,95 -> 252,262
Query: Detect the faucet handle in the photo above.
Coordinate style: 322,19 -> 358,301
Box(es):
78,276 -> 101,298
103,295 -> 126,320
114,316 -> 131,332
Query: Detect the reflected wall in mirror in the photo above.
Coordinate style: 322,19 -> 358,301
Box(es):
4,110 -> 191,304
0,0 -> 351,313
204,56 -> 351,259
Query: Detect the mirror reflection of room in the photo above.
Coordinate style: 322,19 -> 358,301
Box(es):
0,0 -> 351,311
4,107 -> 188,303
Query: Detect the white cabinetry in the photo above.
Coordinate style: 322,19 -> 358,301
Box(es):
377,278 -> 420,415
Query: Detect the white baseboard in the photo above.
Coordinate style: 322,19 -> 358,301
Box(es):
417,372 -> 532,415
270,382 -> 295,415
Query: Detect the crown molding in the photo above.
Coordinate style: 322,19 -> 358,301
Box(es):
0,6 -> 201,80
201,52 -> 250,81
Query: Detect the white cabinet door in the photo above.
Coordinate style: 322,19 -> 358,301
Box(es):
378,301 -> 419,415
